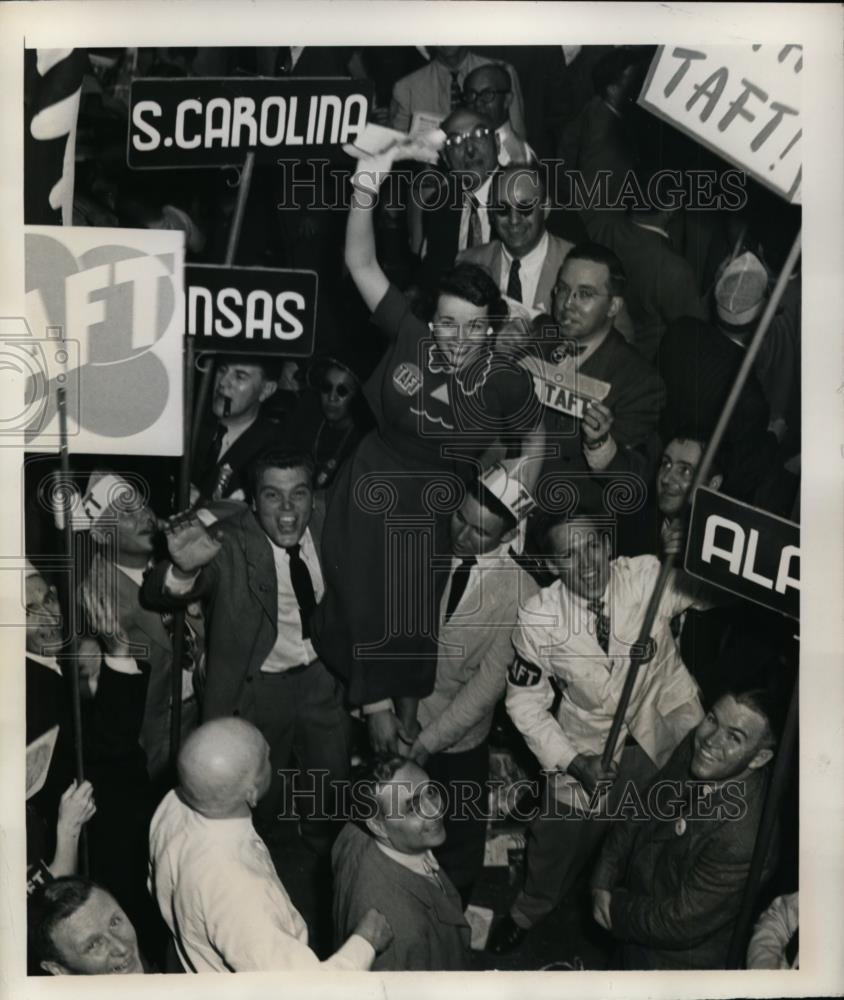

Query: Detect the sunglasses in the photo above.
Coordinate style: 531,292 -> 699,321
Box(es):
443,125 -> 493,149
488,202 -> 539,217
320,381 -> 353,398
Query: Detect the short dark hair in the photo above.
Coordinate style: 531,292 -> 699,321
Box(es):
466,477 -> 518,534
531,511 -> 610,555
560,242 -> 627,297
248,451 -> 315,502
591,46 -> 645,97
666,430 -> 732,486
29,877 -> 96,968
719,686 -> 782,751
359,753 -> 411,820
437,262 -> 508,329
216,355 -> 281,383
493,163 -> 548,204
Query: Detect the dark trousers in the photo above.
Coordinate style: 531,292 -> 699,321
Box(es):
426,741 -> 490,908
511,744 -> 657,928
242,659 -> 351,856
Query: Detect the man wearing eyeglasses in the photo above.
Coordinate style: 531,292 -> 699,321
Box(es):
463,63 -> 535,166
457,165 -> 572,313
417,109 -> 500,287
390,47 -> 525,137
536,243 -> 665,516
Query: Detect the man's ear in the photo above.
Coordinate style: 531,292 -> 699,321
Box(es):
748,747 -> 774,771
607,294 -> 623,319
502,92 -> 513,115
707,473 -> 723,491
40,960 -> 68,976
259,380 -> 278,404
494,133 -> 501,156
365,815 -> 386,841
542,203 -> 552,222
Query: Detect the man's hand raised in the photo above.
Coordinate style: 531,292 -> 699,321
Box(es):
164,514 -> 223,574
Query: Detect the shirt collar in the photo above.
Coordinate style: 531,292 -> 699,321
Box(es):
27,650 -> 62,675
502,229 -> 549,268
376,840 -> 441,878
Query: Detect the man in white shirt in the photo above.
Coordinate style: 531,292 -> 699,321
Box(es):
488,512 -> 706,953
462,63 -> 535,166
458,165 -> 573,313
142,452 -> 350,855
149,717 -> 391,972
390,46 -> 525,136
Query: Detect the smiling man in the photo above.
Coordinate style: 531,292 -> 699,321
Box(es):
489,512 -> 707,954
143,452 -> 350,857
332,757 -> 470,970
30,877 -> 146,975
457,165 -> 573,312
591,688 -> 780,969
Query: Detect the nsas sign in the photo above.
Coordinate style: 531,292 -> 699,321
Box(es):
684,487 -> 799,619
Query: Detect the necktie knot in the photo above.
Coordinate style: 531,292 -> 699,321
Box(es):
449,70 -> 462,108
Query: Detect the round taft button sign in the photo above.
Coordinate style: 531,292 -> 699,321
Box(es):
675,817 -> 687,836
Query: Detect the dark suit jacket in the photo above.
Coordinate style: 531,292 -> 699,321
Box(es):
592,732 -> 774,970
192,414 -> 284,501
658,317 -> 778,503
142,509 -> 323,720
85,558 -> 204,780
332,822 -> 470,971
26,657 -> 74,830
539,325 -> 665,513
457,232 -> 574,313
587,217 -> 707,364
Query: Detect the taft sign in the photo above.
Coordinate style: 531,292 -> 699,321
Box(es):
639,45 -> 802,203
684,487 -> 799,619
128,77 -> 372,168
186,265 -> 317,357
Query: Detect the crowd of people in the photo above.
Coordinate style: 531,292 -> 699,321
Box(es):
24,44 -> 799,975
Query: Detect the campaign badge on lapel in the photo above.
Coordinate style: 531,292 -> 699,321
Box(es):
675,816 -> 687,837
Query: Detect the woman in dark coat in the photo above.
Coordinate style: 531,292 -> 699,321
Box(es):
311,139 -> 544,753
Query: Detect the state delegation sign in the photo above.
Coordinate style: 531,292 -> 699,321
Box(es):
128,77 -> 373,168
185,265 -> 317,357
639,44 -> 802,203
684,487 -> 800,619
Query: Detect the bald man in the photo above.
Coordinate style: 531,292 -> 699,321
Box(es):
463,63 -> 535,165
149,719 -> 391,972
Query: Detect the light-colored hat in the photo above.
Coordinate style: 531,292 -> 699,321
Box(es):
480,460 -> 536,522
76,471 -> 135,530
715,251 -> 768,327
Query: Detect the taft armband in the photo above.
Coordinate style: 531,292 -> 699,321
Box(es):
508,655 -> 542,687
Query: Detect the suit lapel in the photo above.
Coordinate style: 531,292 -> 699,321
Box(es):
242,513 -> 278,627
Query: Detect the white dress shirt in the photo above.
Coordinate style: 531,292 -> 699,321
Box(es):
500,230 -> 549,309
164,527 -> 323,673
506,555 -> 707,811
260,528 -> 324,672
149,789 -> 374,972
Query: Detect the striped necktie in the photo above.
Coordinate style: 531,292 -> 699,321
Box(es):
465,192 -> 482,248
587,598 -> 610,653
